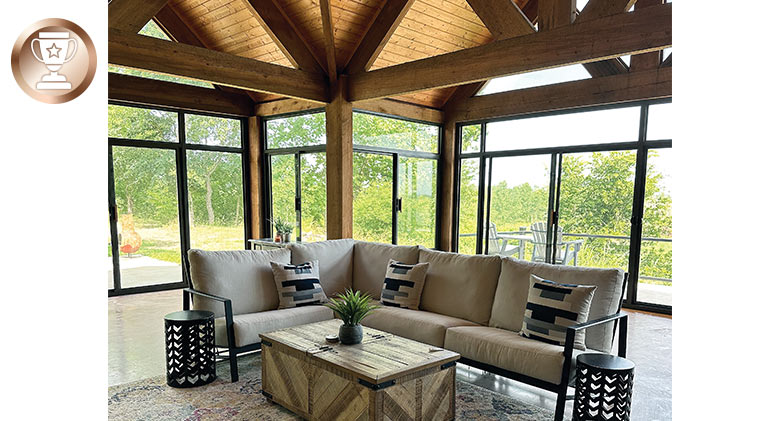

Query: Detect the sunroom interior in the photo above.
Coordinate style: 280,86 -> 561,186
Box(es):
107,0 -> 672,419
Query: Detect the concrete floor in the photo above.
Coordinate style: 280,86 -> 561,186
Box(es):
108,289 -> 672,420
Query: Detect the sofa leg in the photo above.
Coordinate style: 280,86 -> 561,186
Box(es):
229,349 -> 239,382
554,387 -> 567,421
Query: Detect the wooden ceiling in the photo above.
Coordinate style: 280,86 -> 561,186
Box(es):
149,0 -> 539,109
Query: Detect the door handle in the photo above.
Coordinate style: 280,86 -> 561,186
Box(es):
396,198 -> 403,213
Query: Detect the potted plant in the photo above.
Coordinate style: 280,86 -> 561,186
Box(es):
272,218 -> 294,242
324,289 -> 379,345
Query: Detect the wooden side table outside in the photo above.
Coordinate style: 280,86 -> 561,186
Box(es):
260,319 -> 460,421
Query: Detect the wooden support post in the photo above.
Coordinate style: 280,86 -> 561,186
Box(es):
438,118 -> 457,252
326,77 -> 353,239
248,116 -> 264,239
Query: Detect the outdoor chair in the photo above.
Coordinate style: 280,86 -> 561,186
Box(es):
530,221 -> 584,266
486,222 -> 521,257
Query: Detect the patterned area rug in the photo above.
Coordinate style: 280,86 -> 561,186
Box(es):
108,353 -> 554,420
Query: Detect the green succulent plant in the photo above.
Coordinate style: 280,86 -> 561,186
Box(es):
272,217 -> 294,235
324,289 -> 379,326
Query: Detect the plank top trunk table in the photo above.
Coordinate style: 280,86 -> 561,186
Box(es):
260,319 -> 460,421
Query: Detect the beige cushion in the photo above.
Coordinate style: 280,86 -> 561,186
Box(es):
353,241 -> 419,299
490,257 -> 625,353
362,304 -> 478,347
188,248 -> 291,317
444,326 -> 585,385
418,248 -> 501,325
380,260 -> 429,310
289,239 -> 354,297
270,261 -> 327,309
215,305 -> 334,347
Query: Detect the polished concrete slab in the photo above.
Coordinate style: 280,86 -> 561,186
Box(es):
108,289 -> 671,420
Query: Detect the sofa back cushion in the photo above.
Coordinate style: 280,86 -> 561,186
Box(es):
188,248 -> 290,317
289,239 -> 354,297
490,257 -> 625,353
418,248 -> 501,325
353,241 -> 419,299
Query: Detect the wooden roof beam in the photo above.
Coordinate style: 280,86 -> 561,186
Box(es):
109,0 -> 169,33
538,0 -> 576,31
109,73 -> 254,117
255,97 -> 443,124
345,0 -> 416,75
448,67 -> 671,123
109,29 -> 329,103
349,3 -> 672,102
576,0 -> 636,77
629,0 -> 663,72
245,0 -> 325,74
320,0 -> 339,85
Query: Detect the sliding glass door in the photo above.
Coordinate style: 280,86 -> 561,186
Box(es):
108,104 -> 247,296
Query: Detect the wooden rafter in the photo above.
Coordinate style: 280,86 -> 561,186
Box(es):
108,0 -> 169,33
109,73 -> 254,116
576,0 -> 635,78
245,0 -> 324,74
345,0 -> 416,75
467,0 -> 535,40
538,0 -> 576,31
629,0 -> 663,71
254,97 -> 443,124
109,29 -> 329,103
350,3 -> 672,102
320,0 -> 339,85
447,67 -> 671,123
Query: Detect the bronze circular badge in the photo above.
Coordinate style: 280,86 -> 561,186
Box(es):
11,18 -> 97,104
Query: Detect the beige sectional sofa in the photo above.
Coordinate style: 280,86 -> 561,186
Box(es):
185,239 -> 628,421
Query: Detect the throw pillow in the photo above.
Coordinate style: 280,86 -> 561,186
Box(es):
270,260 -> 327,309
380,259 -> 429,310
521,275 -> 597,350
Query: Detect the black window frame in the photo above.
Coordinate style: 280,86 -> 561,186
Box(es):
452,99 -> 672,315
108,101 -> 250,297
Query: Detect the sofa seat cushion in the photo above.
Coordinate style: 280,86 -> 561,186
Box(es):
290,239 -> 354,297
215,306 -> 334,348
444,326 -> 585,385
362,305 -> 478,347
188,248 -> 291,317
353,241 -> 419,299
418,248 -> 501,325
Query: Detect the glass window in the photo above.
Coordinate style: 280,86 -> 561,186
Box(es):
637,149 -> 672,306
485,107 -> 640,151
108,104 -> 178,142
111,146 -> 182,288
353,153 -> 393,243
138,20 -> 170,41
457,158 -> 480,254
398,158 -> 437,248
647,103 -> 672,140
478,65 -> 591,96
353,112 -> 438,153
301,153 -> 327,242
187,151 -> 245,250
270,154 -> 297,238
461,124 -> 481,153
185,114 -> 241,147
267,112 -> 326,149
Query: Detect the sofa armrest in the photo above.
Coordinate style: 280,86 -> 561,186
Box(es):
183,288 -> 237,349
558,312 -> 628,389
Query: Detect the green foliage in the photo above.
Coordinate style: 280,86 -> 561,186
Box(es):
353,112 -> 438,152
272,217 -> 294,235
324,289 -> 379,326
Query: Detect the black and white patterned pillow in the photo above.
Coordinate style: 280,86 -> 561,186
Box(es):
270,260 -> 327,309
521,275 -> 597,350
380,260 -> 429,310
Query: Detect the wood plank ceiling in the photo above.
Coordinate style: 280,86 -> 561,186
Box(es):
148,0 -> 546,109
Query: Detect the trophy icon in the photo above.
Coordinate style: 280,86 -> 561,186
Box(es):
31,31 -> 78,90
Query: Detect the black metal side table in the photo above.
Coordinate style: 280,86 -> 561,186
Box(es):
573,353 -> 635,421
164,310 -> 216,388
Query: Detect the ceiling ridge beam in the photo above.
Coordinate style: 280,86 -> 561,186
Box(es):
320,0 -> 339,85
109,28 -> 329,103
350,3 -> 672,102
448,66 -> 671,123
244,0 -> 325,75
109,73 -> 254,116
109,0 -> 169,33
345,0 -> 416,75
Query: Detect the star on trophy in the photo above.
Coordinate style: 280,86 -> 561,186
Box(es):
31,31 -> 78,90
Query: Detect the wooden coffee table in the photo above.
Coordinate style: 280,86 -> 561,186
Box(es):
260,319 -> 460,421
